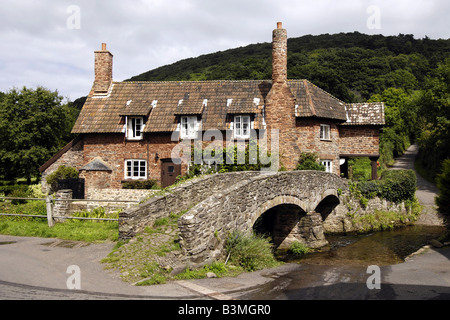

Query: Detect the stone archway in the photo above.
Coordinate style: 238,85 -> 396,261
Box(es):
315,190 -> 340,222
253,203 -> 307,249
250,195 -> 328,249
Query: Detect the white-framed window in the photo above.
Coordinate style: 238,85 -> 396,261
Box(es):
321,160 -> 333,173
180,116 -> 199,139
320,124 -> 331,141
125,159 -> 147,179
126,117 -> 144,140
234,115 -> 251,139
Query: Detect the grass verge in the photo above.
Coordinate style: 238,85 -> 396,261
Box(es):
0,201 -> 118,242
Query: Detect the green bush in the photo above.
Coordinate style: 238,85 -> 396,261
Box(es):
224,230 -> 278,272
380,170 -> 417,203
356,169 -> 417,204
296,152 -> 325,171
46,165 -> 79,192
436,159 -> 450,218
0,184 -> 29,196
288,241 -> 310,256
10,188 -> 29,204
357,180 -> 383,199
122,179 -> 159,189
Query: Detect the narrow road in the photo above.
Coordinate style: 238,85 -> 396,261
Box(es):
389,144 -> 445,226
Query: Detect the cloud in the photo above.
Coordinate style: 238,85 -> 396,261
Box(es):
0,0 -> 448,101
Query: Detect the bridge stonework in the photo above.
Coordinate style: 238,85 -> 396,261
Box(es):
119,170 -> 409,266
176,171 -> 348,263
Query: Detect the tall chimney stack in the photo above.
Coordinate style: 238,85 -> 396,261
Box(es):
93,43 -> 113,94
272,22 -> 287,85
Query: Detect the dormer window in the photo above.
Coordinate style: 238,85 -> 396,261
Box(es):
126,116 -> 144,140
234,115 -> 251,139
180,116 -> 199,139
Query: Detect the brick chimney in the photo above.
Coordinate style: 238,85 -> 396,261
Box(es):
93,43 -> 113,94
265,22 -> 297,171
272,22 -> 287,85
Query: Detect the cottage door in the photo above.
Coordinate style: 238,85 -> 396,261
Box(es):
161,159 -> 181,188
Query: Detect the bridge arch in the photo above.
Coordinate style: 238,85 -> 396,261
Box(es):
251,196 -> 308,249
314,189 -> 341,222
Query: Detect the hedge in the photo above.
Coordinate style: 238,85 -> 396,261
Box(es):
357,169 -> 416,203
122,179 -> 159,189
436,159 -> 450,216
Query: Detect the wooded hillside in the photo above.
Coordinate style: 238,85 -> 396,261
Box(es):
128,31 -> 450,183
127,31 -> 450,102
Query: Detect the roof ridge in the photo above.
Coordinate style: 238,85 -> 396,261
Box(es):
117,79 -> 272,84
302,79 -> 346,105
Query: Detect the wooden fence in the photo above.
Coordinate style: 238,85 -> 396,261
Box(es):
0,196 -> 140,227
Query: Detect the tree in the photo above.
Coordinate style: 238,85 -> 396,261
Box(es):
436,159 -> 450,225
0,86 -> 79,182
416,58 -> 450,178
368,88 -> 418,166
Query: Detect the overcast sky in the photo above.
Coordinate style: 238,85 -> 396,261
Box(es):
1,0 -> 449,101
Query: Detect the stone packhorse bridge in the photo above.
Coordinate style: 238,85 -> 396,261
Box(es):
119,171 -> 350,264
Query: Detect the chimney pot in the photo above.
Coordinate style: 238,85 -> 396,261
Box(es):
277,22 -> 282,29
102,43 -> 107,51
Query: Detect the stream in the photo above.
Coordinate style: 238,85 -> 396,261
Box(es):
242,225 -> 447,300
286,224 -> 446,266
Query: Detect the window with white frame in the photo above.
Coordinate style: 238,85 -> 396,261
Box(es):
320,124 -> 331,141
125,159 -> 147,179
180,116 -> 199,139
234,115 -> 251,139
126,117 -> 144,140
321,160 -> 333,173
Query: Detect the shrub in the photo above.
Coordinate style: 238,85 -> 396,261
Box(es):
29,184 -> 46,198
225,230 -> 278,271
436,159 -> 450,219
380,170 -> 416,203
296,152 -> 325,171
355,169 -> 417,204
46,166 -> 79,192
288,241 -> 310,256
357,180 -> 383,199
10,188 -> 30,204
122,179 -> 159,189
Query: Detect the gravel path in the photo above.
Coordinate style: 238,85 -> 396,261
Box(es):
389,144 -> 445,226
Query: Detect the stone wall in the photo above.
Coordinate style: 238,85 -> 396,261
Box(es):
338,126 -> 380,156
295,118 -> 341,175
82,133 -> 184,188
177,171 -> 347,264
119,171 -> 262,240
323,195 -> 409,234
41,139 -> 84,194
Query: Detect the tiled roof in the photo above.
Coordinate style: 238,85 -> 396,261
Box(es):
72,79 -> 382,134
343,103 -> 385,126
290,80 -> 347,121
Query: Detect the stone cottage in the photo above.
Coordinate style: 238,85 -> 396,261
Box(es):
40,22 -> 384,198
